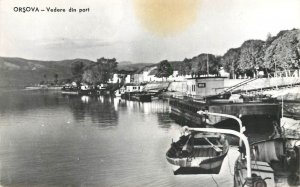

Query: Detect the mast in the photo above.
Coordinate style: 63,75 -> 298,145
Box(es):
207,54 -> 209,76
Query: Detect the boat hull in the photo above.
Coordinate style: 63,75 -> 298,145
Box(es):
166,133 -> 229,175
167,153 -> 227,175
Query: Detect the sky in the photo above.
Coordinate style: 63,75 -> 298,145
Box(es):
0,0 -> 300,63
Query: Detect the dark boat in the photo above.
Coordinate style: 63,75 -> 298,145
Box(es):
166,130 -> 229,175
130,93 -> 152,102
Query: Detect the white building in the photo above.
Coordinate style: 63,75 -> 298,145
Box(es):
108,73 -> 131,84
124,84 -> 144,92
219,67 -> 230,78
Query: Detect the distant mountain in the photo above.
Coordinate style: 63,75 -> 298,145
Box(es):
0,57 -> 153,87
0,57 -> 92,87
117,62 -> 154,72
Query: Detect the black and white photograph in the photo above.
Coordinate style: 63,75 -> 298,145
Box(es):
0,0 -> 300,186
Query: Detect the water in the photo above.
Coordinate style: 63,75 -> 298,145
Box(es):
0,90 -> 240,187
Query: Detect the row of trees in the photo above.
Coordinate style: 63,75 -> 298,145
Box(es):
165,29 -> 299,79
221,29 -> 300,78
179,54 -> 221,76
153,54 -> 222,79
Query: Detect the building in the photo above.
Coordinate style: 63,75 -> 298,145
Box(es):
124,83 -> 144,93
108,72 -> 132,84
186,77 -> 228,98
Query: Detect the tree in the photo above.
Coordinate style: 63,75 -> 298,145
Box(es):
54,73 -> 58,84
263,29 -> 300,71
82,69 -> 98,84
156,60 -> 173,79
71,61 -> 84,76
221,48 -> 240,79
291,35 -> 300,68
179,58 -> 192,75
43,74 -> 47,84
238,40 -> 265,77
97,57 -> 118,83
82,57 -> 118,84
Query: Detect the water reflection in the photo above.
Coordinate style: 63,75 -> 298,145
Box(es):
81,95 -> 90,103
63,95 -> 118,128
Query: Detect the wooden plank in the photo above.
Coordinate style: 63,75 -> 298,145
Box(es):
204,138 -> 222,152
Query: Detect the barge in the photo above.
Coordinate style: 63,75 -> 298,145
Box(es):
169,77 -> 281,137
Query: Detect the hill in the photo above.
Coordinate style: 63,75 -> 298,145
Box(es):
0,57 -> 153,87
0,57 -> 93,87
117,62 -> 154,72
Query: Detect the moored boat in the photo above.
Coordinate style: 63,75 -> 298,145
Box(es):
61,84 -> 79,95
234,136 -> 300,187
166,129 -> 229,175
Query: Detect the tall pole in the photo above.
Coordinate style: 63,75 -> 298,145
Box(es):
232,60 -> 235,79
207,54 -> 209,76
282,95 -> 284,118
275,60 -> 277,77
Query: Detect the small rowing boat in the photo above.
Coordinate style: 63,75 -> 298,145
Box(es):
166,129 -> 229,175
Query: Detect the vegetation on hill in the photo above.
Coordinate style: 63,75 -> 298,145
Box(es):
0,57 -> 92,87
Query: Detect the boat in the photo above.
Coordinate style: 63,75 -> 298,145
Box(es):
166,128 -> 229,175
234,136 -> 300,187
130,93 -> 152,102
114,86 -> 125,97
25,85 -> 63,90
172,126 -> 272,187
61,84 -> 79,95
115,89 -> 122,97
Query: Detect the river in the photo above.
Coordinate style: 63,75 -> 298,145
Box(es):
0,90 -> 256,187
